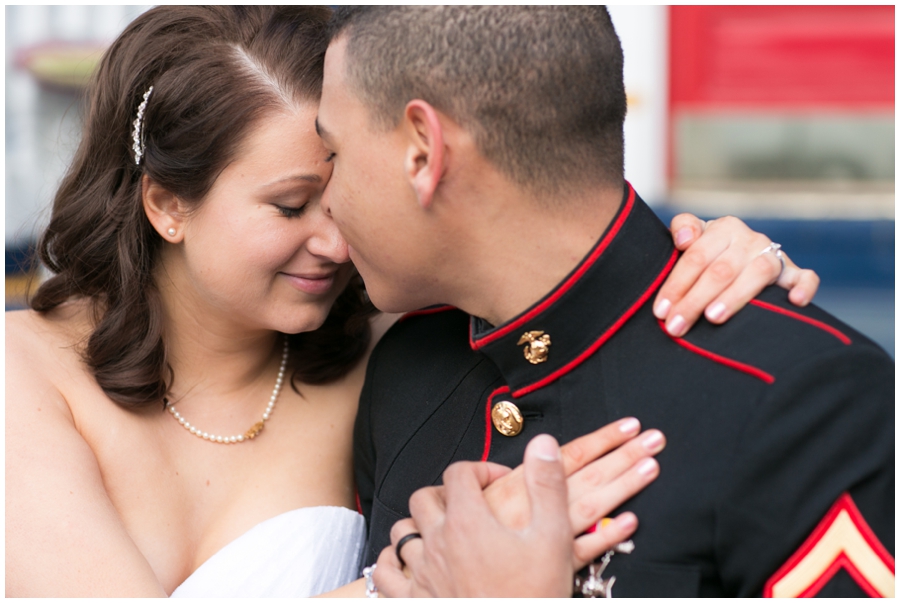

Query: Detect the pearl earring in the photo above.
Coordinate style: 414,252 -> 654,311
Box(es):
167,228 -> 176,237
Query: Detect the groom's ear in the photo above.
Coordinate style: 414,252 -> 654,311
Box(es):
402,100 -> 445,209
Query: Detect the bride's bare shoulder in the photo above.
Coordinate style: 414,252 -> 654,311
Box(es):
6,302 -> 167,597
7,299 -> 93,349
7,300 -> 94,396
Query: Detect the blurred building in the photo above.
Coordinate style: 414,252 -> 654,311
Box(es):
610,5 -> 894,355
5,6 -> 895,354
5,5 -> 151,305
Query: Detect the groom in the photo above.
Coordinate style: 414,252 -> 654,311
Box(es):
317,6 -> 894,598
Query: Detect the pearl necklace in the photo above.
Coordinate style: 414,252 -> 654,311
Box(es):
166,338 -> 290,444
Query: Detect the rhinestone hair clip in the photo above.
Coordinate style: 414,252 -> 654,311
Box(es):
132,85 -> 154,165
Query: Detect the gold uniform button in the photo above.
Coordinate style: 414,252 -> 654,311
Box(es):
518,330 -> 551,364
491,401 -> 524,436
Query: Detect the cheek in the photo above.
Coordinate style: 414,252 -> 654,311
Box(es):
188,211 -> 297,286
336,149 -> 384,209
242,224 -> 301,268
188,203 -> 246,256
248,203 -> 307,254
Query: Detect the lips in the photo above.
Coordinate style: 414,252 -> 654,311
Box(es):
280,270 -> 337,295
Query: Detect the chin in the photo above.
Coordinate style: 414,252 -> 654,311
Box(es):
352,265 -> 437,313
277,317 -> 328,335
270,304 -> 332,335
364,284 -> 428,315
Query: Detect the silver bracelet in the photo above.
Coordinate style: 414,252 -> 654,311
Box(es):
363,563 -> 378,598
573,540 -> 634,597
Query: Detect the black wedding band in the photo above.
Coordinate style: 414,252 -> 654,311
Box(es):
395,532 -> 422,568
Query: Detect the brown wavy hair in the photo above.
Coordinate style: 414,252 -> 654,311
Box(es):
31,6 -> 376,410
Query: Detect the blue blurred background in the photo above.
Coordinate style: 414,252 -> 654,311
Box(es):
5,6 -> 894,356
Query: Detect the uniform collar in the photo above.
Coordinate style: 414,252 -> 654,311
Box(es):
469,183 -> 678,398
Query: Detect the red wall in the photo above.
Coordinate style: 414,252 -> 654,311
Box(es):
670,6 -> 894,111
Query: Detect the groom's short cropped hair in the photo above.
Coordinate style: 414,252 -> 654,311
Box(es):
329,6 -> 627,197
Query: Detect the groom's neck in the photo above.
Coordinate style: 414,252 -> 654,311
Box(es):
444,184 -> 624,327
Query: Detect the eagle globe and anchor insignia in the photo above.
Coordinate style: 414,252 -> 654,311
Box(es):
517,330 -> 551,364
491,401 -> 524,437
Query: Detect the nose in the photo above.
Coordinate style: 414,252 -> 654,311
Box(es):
307,204 -> 350,264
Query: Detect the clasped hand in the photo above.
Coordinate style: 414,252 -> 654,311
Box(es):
374,419 -> 665,597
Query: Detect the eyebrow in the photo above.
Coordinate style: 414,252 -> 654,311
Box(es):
260,174 -> 323,188
315,117 -> 331,142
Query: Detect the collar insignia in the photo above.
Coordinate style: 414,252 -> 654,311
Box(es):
518,330 -> 551,364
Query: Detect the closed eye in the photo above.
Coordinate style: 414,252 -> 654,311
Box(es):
324,152 -> 336,163
276,204 -> 307,218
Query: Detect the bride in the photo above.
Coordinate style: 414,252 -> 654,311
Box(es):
6,6 -> 821,597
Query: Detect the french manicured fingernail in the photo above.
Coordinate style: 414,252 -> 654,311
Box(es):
619,417 -> 640,434
531,434 -> 560,461
642,430 -> 664,452
616,513 -> 637,530
674,228 -> 692,247
706,302 -> 726,321
654,298 -> 671,319
637,458 -> 658,476
667,315 -> 686,337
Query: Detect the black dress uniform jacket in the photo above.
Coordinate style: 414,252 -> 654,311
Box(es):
354,185 -> 895,597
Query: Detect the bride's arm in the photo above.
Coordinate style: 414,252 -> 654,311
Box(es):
315,578 -> 367,597
657,213 -> 820,335
6,319 -> 167,597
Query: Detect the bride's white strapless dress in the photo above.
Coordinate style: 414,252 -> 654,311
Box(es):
170,506 -> 366,598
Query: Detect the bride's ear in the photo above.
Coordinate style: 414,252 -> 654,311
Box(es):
142,174 -> 186,242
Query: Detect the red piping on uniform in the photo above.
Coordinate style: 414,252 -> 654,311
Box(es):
355,489 -> 362,515
779,551 -> 880,598
749,299 -> 851,345
796,552 -> 881,598
481,385 -> 510,461
511,249 -> 679,398
470,183 -> 637,351
399,304 -> 457,323
844,557 -> 889,599
763,492 -> 894,597
659,320 -> 775,384
841,493 -> 895,573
